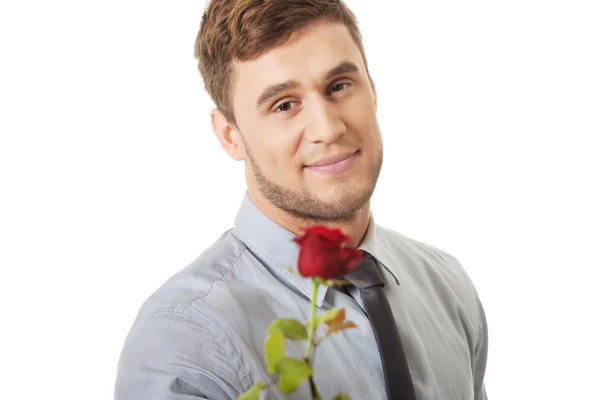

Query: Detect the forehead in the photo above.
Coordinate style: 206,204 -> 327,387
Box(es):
232,20 -> 366,100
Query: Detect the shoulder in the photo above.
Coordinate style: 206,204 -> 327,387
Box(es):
135,228 -> 245,317
121,228 -> 256,355
376,225 -> 484,325
124,226 -> 283,343
115,229 -> 254,398
376,224 -> 463,276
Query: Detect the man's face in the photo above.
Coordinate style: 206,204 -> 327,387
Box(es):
230,20 -> 383,222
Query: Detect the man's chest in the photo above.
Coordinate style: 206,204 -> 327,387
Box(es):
221,284 -> 474,400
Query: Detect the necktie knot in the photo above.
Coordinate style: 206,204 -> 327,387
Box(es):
344,252 -> 385,289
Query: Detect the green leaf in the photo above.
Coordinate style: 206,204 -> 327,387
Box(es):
268,318 -> 308,340
278,375 -> 301,394
238,381 -> 264,400
275,357 -> 312,393
315,308 -> 345,326
265,329 -> 285,374
330,393 -> 351,400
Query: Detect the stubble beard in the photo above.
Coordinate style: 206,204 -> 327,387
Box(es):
245,144 -> 383,224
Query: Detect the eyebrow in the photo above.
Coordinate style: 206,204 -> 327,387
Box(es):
255,61 -> 361,109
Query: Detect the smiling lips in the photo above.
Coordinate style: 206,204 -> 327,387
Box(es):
304,150 -> 359,174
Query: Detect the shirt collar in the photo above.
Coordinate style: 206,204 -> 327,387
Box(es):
356,214 -> 400,286
233,191 -> 397,308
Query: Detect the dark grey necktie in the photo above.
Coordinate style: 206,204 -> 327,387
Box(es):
344,252 -> 417,400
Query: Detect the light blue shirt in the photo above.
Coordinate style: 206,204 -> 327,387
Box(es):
115,192 -> 488,399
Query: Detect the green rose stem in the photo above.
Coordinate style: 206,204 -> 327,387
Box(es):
304,279 -> 321,400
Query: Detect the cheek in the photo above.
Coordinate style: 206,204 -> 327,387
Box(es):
254,133 -> 302,174
345,89 -> 376,121
272,124 -> 305,167
344,96 -> 379,140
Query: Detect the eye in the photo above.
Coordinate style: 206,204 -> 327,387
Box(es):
277,102 -> 292,112
328,82 -> 351,94
274,101 -> 297,113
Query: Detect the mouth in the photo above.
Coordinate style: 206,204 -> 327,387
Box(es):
304,150 -> 359,174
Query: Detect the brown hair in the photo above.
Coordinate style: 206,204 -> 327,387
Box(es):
194,0 -> 370,126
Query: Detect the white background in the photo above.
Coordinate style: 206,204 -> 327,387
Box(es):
1,0 -> 598,399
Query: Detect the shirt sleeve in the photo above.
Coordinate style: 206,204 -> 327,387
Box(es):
114,309 -> 245,400
472,295 -> 489,400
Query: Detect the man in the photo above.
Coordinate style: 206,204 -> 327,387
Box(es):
115,1 -> 488,399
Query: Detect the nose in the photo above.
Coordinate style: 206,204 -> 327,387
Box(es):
303,98 -> 346,144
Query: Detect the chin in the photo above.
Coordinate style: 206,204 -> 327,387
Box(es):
318,182 -> 373,204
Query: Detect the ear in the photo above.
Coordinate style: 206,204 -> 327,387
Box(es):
369,77 -> 378,111
210,108 -> 245,161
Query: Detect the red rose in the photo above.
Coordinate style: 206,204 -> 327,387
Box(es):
293,225 -> 363,280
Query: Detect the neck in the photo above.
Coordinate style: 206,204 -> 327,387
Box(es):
247,187 -> 371,249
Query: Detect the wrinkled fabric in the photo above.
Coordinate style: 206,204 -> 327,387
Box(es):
115,191 -> 488,400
